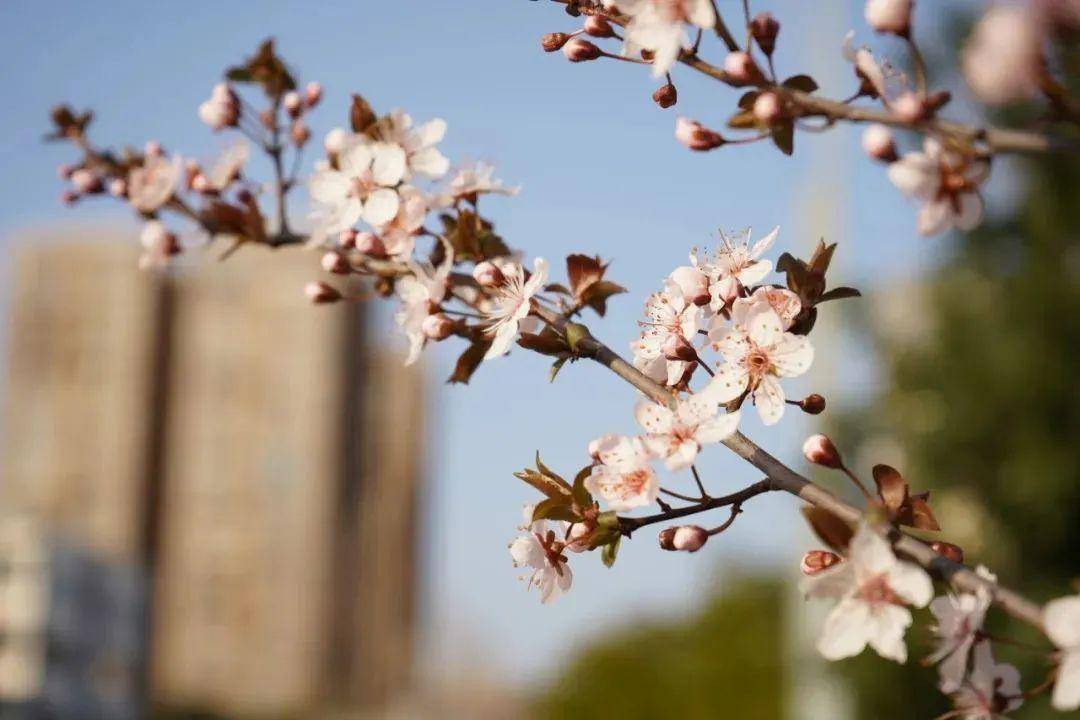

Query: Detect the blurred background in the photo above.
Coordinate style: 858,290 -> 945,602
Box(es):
0,1 -> 1075,718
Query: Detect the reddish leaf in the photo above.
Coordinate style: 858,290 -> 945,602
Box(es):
872,464 -> 908,512
801,507 -> 853,553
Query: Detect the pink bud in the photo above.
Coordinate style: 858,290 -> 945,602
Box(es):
291,120 -> 311,147
801,550 -> 842,575
802,434 -> 843,469
144,140 -> 163,157
305,281 -> 342,304
672,526 -> 708,552
338,228 -> 358,249
892,92 -> 928,123
324,127 -> 350,156
652,83 -> 678,109
798,394 -> 827,415
931,541 -> 965,564
236,187 -> 254,205
304,81 -> 323,108
749,12 -> 781,56
864,0 -> 912,36
541,32 -> 570,52
108,178 -> 127,197
752,92 -> 783,124
421,312 -> 456,341
70,168 -> 101,194
283,91 -> 303,118
321,252 -> 351,275
61,189 -> 79,205
861,123 -> 897,161
675,117 -> 725,151
473,260 -> 505,288
723,51 -> 765,86
563,38 -> 602,62
354,232 -> 386,257
583,15 -> 615,38
57,163 -> 75,180
190,173 -> 211,194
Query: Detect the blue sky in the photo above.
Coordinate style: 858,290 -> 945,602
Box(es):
0,0 -> 1003,690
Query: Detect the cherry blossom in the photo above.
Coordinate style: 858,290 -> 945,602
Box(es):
435,160 -> 519,206
376,184 -> 428,259
138,220 -> 179,270
197,83 -> 238,131
700,227 -> 778,310
888,137 -> 990,236
841,31 -> 890,99
206,141 -> 249,192
745,285 -> 801,330
510,515 -> 573,604
127,154 -> 181,213
394,243 -> 453,365
802,522 -> 933,663
308,140 -> 407,240
705,297 -> 814,425
482,257 -> 548,359
613,0 -> 716,77
962,6 -> 1043,107
374,110 -> 450,179
634,395 -> 740,471
632,283 -> 702,386
948,643 -> 1023,719
927,568 -> 995,693
1045,592 -> 1080,711
584,435 -> 659,511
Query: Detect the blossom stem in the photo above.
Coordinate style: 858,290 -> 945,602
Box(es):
690,464 -> 710,499
696,358 -> 715,377
660,487 -> 705,503
623,480 -> 772,535
904,37 -> 929,97
706,503 -> 742,536
839,464 -> 875,503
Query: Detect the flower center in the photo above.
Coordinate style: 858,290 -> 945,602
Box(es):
745,348 -> 772,378
620,468 -> 650,497
857,573 -> 900,606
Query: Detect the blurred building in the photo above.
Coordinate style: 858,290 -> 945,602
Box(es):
0,240 -> 422,719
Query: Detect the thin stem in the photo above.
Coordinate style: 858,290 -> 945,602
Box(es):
707,503 -> 742,535
660,487 -> 704,503
840,464 -> 875,503
696,358 -> 715,377
623,480 -> 772,534
690,464 -> 709,499
905,36 -> 928,97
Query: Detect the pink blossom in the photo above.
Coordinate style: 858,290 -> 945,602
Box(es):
584,435 -> 659,511
634,395 -> 740,470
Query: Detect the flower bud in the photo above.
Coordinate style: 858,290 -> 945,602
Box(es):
652,83 -> 678,109
541,32 -> 570,52
672,525 -> 709,552
563,38 -> 602,62
750,12 -> 781,56
338,228 -> 358,249
864,0 -> 912,37
802,434 -> 843,469
291,119 -> 311,147
190,173 -> 211,194
304,81 -> 323,108
892,91 -> 928,123
355,231 -> 386,257
61,189 -> 79,205
801,549 -> 842,575
675,117 -> 725,151
321,252 -> 351,275
583,15 -> 615,38
798,393 -> 827,415
305,281 -> 342,304
236,187 -> 255,206
283,91 -> 303,118
324,127 -> 350,156
723,51 -> 765,86
931,541 -> 964,565
70,168 -> 102,194
144,140 -> 163,157
860,123 -> 897,162
473,260 -> 506,288
752,92 -> 783,124
57,163 -> 75,180
662,333 -> 697,362
422,312 -> 456,341
108,178 -> 127,198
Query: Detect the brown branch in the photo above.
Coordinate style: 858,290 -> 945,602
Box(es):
620,479 -> 772,535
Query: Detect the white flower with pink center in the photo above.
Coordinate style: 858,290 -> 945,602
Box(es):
435,160 -> 520,207
632,283 -> 702,386
308,140 -> 407,239
705,298 -> 814,425
745,285 -> 802,330
375,110 -> 450,179
1045,592 -> 1080,711
510,515 -> 573,604
482,257 -> 548,359
700,226 -> 778,310
613,0 -> 717,77
128,154 -> 181,213
927,567 -> 995,693
584,436 -> 659,511
888,137 -> 990,236
634,395 -> 741,471
948,643 -> 1022,719
802,523 -> 933,663
376,184 -> 428,260
394,242 -> 452,365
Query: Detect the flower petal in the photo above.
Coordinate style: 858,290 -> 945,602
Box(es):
817,598 -> 873,660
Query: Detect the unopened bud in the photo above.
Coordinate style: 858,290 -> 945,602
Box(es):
354,231 -> 386,257
70,168 -> 102,194
723,51 -> 766,86
652,83 -> 678,109
108,178 -> 127,197
892,92 -> 928,124
191,173 -> 211,194
291,120 -> 311,147
864,0 -> 912,37
422,312 -> 456,341
802,434 -> 843,469
338,228 -> 358,249
801,549 -> 842,575
662,333 -> 697,362
931,541 -> 964,565
563,38 -> 602,62
321,252 -> 351,275
541,32 -> 570,52
305,281 -> 342,304
304,81 -> 323,108
57,163 -> 75,180
324,127 -> 349,156
473,260 -> 505,288
283,91 -> 303,118
373,276 -> 395,298
861,123 -> 897,162
675,117 -> 725,151
752,92 -> 783,124
750,12 -> 781,56
672,525 -> 709,552
583,15 -> 615,38
236,187 -> 254,205
61,189 -> 79,205
144,140 -> 163,157
798,393 -> 827,415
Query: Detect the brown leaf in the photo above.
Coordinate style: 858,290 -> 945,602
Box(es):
872,464 -> 908,512
566,254 -> 605,298
909,496 -> 941,531
582,280 -> 627,317
350,94 -> 378,134
447,340 -> 490,384
801,507 -> 853,553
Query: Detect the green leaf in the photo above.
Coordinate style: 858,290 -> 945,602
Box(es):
596,510 -> 619,531
564,322 -> 590,353
514,469 -> 573,501
782,74 -> 819,93
572,464 -> 593,508
536,452 -> 571,490
549,356 -> 569,383
532,497 -> 577,523
771,121 -> 794,156
601,535 -> 622,568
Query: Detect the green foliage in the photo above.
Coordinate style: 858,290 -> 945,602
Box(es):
531,576 -> 786,720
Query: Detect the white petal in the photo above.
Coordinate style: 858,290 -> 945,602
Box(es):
687,0 -> 716,28
1052,649 -> 1080,711
770,333 -> 814,377
510,535 -> 544,569
1045,596 -> 1080,649
753,375 -> 786,426
849,523 -> 897,576
888,154 -> 939,198
712,328 -> 751,365
677,393 -> 719,427
817,598 -> 873,660
954,192 -> 984,231
736,259 -> 773,287
410,146 -> 450,178
866,603 -> 913,663
747,307 -> 784,348
917,198 -> 953,236
524,257 -> 550,296
886,561 -> 933,608
339,142 -> 374,175
694,410 -> 740,445
361,188 -> 401,227
749,226 -> 779,259
936,637 -> 973,693
664,439 -> 699,471
703,363 -> 749,403
484,320 -> 519,359
308,170 -> 350,204
801,562 -> 856,599
371,142 -> 407,186
635,401 -> 674,435
417,118 -> 447,147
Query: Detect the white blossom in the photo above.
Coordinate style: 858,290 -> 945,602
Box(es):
802,523 -> 933,663
482,257 -> 548,359
127,155 -> 181,213
584,435 -> 659,511
1045,592 -> 1080,711
705,296 -> 813,425
377,184 -> 429,259
632,283 -> 702,386
928,567 -> 995,693
435,160 -> 519,207
698,227 -> 778,310
615,0 -> 716,77
634,395 -> 740,471
206,141 -> 249,191
394,242 -> 453,365
888,137 -> 990,236
308,140 -> 407,240
948,642 -> 1022,719
375,110 -> 450,179
137,220 -> 177,270
962,6 -> 1043,106
510,514 -> 572,604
